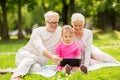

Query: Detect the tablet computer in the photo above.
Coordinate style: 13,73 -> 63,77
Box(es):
60,58 -> 81,67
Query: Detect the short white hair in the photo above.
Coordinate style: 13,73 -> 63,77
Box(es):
44,11 -> 59,21
71,13 -> 85,25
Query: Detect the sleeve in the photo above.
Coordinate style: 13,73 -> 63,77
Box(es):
55,43 -> 61,56
83,30 -> 93,67
31,29 -> 47,55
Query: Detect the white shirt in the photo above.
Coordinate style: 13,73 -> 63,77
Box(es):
22,26 -> 61,65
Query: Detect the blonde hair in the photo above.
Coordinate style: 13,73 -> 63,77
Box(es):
44,11 -> 59,21
62,25 -> 73,36
71,13 -> 85,25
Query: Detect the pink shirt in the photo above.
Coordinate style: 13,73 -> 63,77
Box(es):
56,42 -> 81,58
55,42 -> 81,70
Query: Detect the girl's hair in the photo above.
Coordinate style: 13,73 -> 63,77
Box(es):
61,25 -> 73,36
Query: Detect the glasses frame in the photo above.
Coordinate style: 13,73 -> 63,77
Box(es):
47,21 -> 58,25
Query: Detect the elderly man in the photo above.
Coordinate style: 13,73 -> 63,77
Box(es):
11,11 -> 62,80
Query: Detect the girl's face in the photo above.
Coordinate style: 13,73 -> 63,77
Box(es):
72,20 -> 84,34
62,32 -> 73,44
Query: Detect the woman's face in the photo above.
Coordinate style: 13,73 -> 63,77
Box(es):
72,20 -> 84,34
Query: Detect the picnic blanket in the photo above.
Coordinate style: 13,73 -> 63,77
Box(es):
10,63 -> 120,77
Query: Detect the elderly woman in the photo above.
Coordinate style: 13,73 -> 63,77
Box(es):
11,11 -> 62,80
71,13 -> 120,68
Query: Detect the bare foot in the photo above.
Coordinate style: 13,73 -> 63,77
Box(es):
0,69 -> 9,74
80,65 -> 88,74
65,64 -> 71,75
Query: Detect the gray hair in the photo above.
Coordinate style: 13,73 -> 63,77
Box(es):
71,13 -> 85,25
44,11 -> 59,21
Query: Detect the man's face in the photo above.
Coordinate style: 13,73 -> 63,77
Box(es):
46,15 -> 59,32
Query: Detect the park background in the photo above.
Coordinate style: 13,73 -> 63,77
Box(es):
0,0 -> 120,80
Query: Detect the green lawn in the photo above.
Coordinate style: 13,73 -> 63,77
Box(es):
0,38 -> 29,52
0,30 -> 120,80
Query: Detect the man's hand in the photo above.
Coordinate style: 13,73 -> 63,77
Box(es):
52,55 -> 62,64
43,50 -> 62,64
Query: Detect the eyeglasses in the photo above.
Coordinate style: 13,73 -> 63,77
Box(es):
47,21 -> 58,25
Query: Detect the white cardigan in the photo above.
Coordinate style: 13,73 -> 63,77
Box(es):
74,28 -> 93,67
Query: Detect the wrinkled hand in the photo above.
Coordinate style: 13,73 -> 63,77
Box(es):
52,55 -> 62,64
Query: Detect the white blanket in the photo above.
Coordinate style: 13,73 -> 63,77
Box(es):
11,63 -> 120,77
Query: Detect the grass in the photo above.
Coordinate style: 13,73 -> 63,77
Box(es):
0,30 -> 120,80
0,38 -> 29,52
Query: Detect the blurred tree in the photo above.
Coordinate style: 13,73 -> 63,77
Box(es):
75,0 -> 120,31
0,10 -> 2,37
94,0 -> 120,31
17,0 -> 37,38
31,0 -> 45,27
70,0 -> 75,16
61,0 -> 75,25
62,0 -> 69,25
18,0 -> 24,39
1,0 -> 37,39
0,0 -> 10,40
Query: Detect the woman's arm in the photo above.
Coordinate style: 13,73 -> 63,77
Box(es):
83,29 -> 93,67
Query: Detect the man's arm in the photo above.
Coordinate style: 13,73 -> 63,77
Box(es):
43,50 -> 62,64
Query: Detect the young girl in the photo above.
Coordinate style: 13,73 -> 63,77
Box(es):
55,25 -> 87,75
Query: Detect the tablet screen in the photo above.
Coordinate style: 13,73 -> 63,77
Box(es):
60,58 -> 81,67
